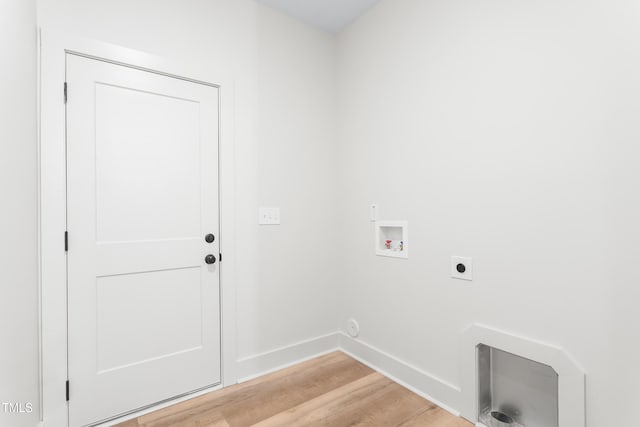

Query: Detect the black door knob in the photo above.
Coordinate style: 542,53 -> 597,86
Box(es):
456,263 -> 466,273
205,234 -> 215,243
205,254 -> 216,265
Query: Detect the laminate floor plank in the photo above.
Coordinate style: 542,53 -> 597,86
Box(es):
114,351 -> 473,427
220,354 -> 375,426
308,380 -> 438,427
398,405 -> 472,427
137,352 -> 372,427
252,373 -> 390,426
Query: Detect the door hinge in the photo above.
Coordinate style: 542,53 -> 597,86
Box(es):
64,231 -> 68,252
63,82 -> 67,104
65,380 -> 69,401
219,253 -> 222,263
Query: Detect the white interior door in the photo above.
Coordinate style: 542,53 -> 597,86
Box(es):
66,54 -> 221,427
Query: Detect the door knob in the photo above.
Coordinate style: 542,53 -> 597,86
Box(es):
205,234 -> 215,243
205,254 -> 216,265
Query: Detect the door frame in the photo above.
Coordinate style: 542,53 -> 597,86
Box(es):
38,28 -> 238,427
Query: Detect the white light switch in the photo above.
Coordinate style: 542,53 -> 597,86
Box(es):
451,256 -> 473,281
259,207 -> 280,225
370,204 -> 378,222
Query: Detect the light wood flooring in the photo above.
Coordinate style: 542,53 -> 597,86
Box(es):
115,351 -> 472,427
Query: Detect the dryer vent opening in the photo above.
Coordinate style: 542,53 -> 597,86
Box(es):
477,344 -> 558,427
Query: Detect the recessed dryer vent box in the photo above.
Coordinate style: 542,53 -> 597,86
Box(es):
375,221 -> 408,259
477,344 -> 559,427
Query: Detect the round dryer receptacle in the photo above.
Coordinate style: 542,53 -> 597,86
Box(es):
347,319 -> 360,338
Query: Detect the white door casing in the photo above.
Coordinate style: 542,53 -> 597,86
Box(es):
66,53 -> 221,426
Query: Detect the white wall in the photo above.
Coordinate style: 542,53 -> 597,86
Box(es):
0,1 -> 39,427
337,0 -> 640,425
37,0 -> 339,366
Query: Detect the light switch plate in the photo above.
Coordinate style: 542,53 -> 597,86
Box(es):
259,207 -> 280,225
451,256 -> 473,281
370,204 -> 378,222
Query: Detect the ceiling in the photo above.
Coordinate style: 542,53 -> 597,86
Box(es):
255,0 -> 381,33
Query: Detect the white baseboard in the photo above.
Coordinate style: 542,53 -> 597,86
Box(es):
235,330 -> 468,421
236,332 -> 341,383
39,330 -> 474,427
94,331 -> 470,425
337,332 -> 463,418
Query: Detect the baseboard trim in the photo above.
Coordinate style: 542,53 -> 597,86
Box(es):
337,332 -> 463,417
235,330 -> 466,419
97,331 -> 468,425
236,332 -> 341,383
85,331 -> 470,426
